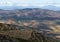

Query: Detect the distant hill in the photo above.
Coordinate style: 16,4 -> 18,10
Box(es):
0,8 -> 60,21
0,5 -> 60,11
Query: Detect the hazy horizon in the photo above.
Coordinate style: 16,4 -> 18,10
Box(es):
0,0 -> 60,7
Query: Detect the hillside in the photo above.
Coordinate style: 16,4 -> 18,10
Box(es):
0,23 -> 59,42
0,23 -> 57,42
0,8 -> 60,42
0,8 -> 60,21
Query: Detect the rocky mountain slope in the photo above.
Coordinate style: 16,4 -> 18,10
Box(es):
0,31 -> 58,42
0,8 -> 60,42
0,23 -> 59,42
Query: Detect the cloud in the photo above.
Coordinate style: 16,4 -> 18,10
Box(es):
16,3 -> 29,6
29,3 -> 46,7
0,0 -> 60,7
0,2 -> 13,6
5,2 -> 13,6
53,4 -> 60,7
16,3 -> 46,7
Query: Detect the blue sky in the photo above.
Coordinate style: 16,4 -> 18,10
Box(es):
0,0 -> 60,7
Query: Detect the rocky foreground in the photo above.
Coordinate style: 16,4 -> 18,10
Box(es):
0,23 -> 59,42
0,30 -> 58,42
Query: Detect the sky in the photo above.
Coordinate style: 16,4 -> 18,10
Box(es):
0,0 -> 60,7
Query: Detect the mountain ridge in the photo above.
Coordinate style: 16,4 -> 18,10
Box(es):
0,5 -> 60,11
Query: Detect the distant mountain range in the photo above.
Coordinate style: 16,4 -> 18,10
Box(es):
41,5 -> 60,11
0,8 -> 60,21
0,6 -> 41,10
0,5 -> 60,11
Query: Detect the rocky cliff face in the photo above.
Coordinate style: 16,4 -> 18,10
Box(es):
0,23 -> 58,42
0,30 -> 58,42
